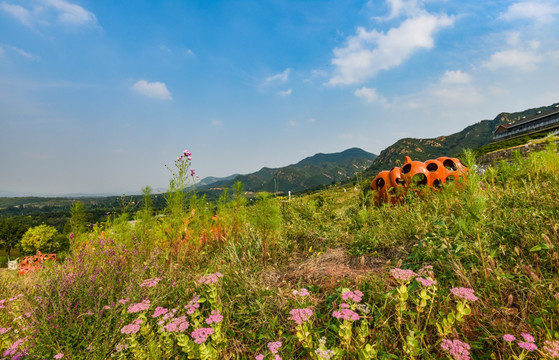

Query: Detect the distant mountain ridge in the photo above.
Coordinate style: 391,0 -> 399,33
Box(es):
198,147 -> 377,193
363,102 -> 559,177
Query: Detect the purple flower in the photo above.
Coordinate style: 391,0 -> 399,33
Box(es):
69,233 -> 74,240
390,268 -> 417,282
191,327 -> 214,344
502,334 -> 516,342
190,169 -> 196,176
54,353 -> 64,359
450,287 -> 478,302
205,310 -> 224,324
416,277 -> 437,287
518,342 -> 538,352
440,339 -> 471,360
289,308 -> 313,324
267,341 -> 282,354
520,332 -> 535,343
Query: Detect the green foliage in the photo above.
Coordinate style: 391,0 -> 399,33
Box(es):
20,223 -> 62,254
0,217 -> 27,256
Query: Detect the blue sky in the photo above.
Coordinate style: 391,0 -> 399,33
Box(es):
1,0 -> 559,195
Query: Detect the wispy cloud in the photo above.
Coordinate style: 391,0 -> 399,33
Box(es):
0,0 -> 98,28
500,1 -> 559,24
327,10 -> 454,86
354,86 -> 379,102
440,70 -> 471,84
263,68 -> 290,85
483,49 -> 542,71
131,80 -> 173,100
0,2 -> 32,26
210,119 -> 223,127
277,88 -> 292,96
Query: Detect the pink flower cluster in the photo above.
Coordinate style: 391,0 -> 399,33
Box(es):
390,268 -> 418,282
2,337 -> 28,359
176,149 -> 192,163
162,315 -> 189,332
198,272 -> 223,285
185,295 -> 201,315
152,306 -> 169,318
293,288 -> 310,297
0,327 -> 11,335
205,310 -> 224,324
140,277 -> 162,288
503,332 -> 538,352
127,299 -> 151,313
332,307 -> 359,321
191,327 -> 214,344
543,340 -> 559,358
289,308 -> 313,325
267,341 -> 282,354
341,290 -> 363,303
416,277 -> 437,287
121,319 -> 142,335
440,339 -> 471,360
450,287 -> 478,302
554,292 -> 559,300
54,353 -> 64,359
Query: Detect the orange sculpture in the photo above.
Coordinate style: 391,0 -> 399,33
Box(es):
17,252 -> 58,275
371,156 -> 468,204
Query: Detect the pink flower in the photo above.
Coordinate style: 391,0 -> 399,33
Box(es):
503,334 -> 515,342
54,353 -> 64,359
289,308 -> 313,325
450,287 -> 478,302
543,340 -> 559,358
190,169 -> 196,176
255,355 -> 264,360
184,150 -> 191,157
274,355 -> 281,360
440,339 -> 471,360
554,292 -> 559,300
293,288 -> 310,297
127,299 -> 151,313
205,310 -> 223,324
332,308 -> 359,321
390,268 -> 417,282
416,277 -> 437,287
520,333 -> 535,343
152,307 -> 168,318
191,327 -> 214,344
69,233 -> 74,240
118,299 -> 129,305
121,319 -> 142,334
341,290 -> 363,303
518,342 -> 538,352
140,277 -> 161,288
198,272 -> 223,285
163,316 -> 189,333
267,341 -> 282,354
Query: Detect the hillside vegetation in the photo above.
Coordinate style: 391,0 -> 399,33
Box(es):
1,140 -> 559,359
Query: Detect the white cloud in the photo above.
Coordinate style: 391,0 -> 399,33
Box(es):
211,119 -> 223,127
131,80 -> 172,100
440,70 -> 471,84
44,0 -> 97,26
288,120 -> 297,127
0,1 -> 32,26
483,49 -> 542,71
327,12 -> 454,86
10,46 -> 40,60
354,86 -> 379,102
263,68 -> 290,85
375,0 -> 421,20
0,0 -> 98,28
277,88 -> 292,96
500,1 -> 559,24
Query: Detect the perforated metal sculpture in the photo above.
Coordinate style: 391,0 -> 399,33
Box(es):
371,156 -> 468,204
17,252 -> 58,275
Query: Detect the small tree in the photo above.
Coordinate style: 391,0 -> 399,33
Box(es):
20,224 -> 60,254
0,218 -> 27,257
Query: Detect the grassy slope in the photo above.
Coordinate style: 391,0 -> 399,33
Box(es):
1,142 -> 559,359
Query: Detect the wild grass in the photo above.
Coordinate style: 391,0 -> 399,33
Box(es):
1,143 -> 559,359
